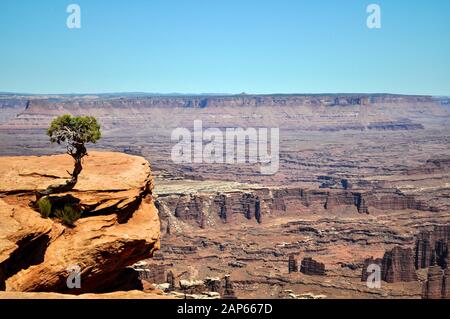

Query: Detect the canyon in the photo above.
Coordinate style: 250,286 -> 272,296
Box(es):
0,93 -> 449,298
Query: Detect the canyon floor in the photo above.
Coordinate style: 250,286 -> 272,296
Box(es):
0,94 -> 449,298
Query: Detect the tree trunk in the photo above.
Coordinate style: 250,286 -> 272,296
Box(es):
37,156 -> 83,197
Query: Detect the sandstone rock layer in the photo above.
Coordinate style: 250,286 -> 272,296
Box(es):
300,258 -> 326,276
362,247 -> 417,283
0,151 -> 160,293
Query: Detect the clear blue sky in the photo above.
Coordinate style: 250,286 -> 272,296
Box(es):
0,0 -> 449,95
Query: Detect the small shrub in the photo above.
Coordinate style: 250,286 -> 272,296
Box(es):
54,204 -> 82,226
35,194 -> 83,227
37,196 -> 52,218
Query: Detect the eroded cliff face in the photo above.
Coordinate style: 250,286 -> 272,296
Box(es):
12,94 -> 439,111
156,186 -> 437,231
0,152 -> 160,293
361,247 -> 418,283
152,176 -> 449,298
422,266 -> 450,299
415,225 -> 450,269
415,225 -> 450,299
300,258 -> 326,276
1,94 -> 447,131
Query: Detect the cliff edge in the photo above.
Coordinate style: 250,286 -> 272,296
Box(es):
0,151 -> 160,294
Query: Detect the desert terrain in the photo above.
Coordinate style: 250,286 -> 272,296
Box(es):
1,93 -> 449,298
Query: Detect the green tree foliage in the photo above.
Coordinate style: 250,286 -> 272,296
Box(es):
47,115 -> 101,150
41,115 -> 101,195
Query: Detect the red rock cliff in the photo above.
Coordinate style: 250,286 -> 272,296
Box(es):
0,152 -> 160,293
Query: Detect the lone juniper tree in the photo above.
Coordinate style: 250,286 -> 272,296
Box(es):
40,114 -> 101,196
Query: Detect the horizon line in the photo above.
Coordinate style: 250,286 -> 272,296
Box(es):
1,91 -> 449,98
